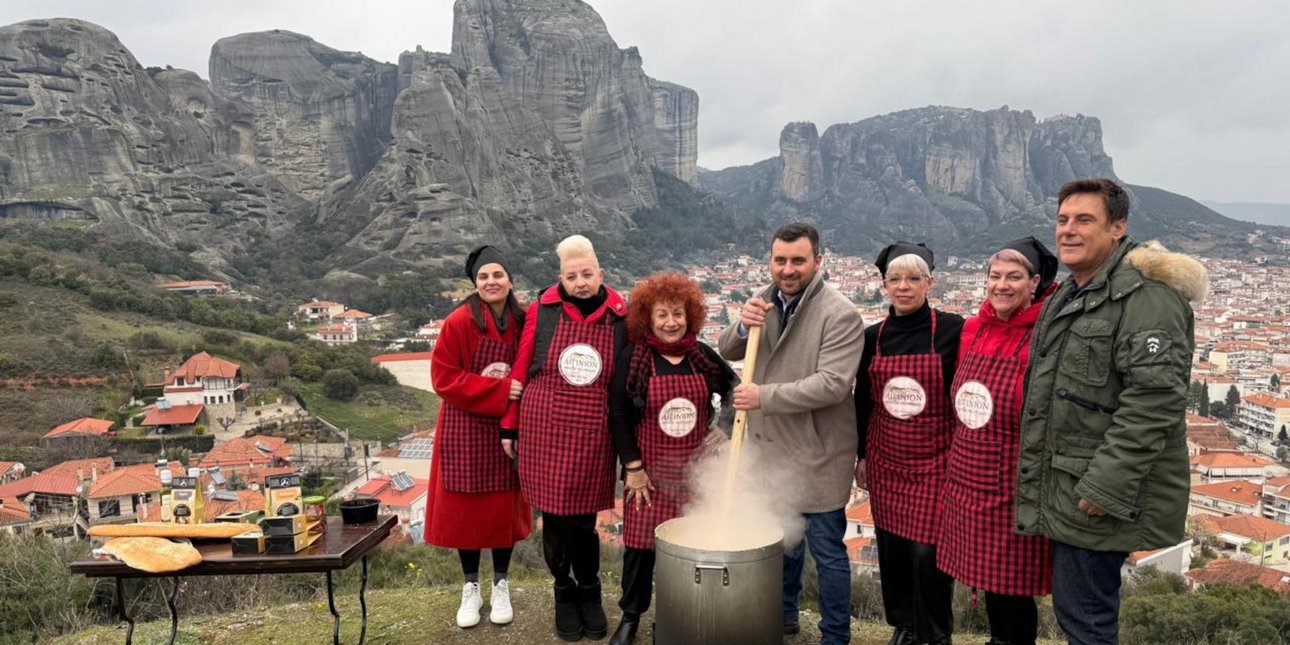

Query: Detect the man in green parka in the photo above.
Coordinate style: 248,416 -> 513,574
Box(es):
1015,178 -> 1207,645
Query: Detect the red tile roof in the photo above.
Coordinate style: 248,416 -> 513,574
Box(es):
85,462 -> 184,499
43,417 -> 114,439
0,497 -> 31,524
1186,558 -> 1290,595
0,461 -> 21,479
845,536 -> 875,563
315,323 -> 355,334
199,436 -> 292,468
42,457 -> 114,481
201,465 -> 296,491
1193,452 -> 1274,469
169,352 -> 240,381
205,490 -> 269,520
1213,514 -> 1290,541
334,310 -> 371,319
356,475 -> 428,509
845,500 -> 873,525
1243,393 -> 1290,409
372,352 -> 433,363
142,404 -> 204,426
0,472 -> 82,498
1190,480 -> 1264,507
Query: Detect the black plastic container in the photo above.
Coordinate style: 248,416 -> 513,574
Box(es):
339,498 -> 379,525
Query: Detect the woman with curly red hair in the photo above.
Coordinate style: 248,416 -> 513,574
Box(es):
605,272 -> 737,645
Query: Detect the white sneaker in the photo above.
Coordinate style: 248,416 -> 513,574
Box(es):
489,578 -> 513,625
456,581 -> 482,628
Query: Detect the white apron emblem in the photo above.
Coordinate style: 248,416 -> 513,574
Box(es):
481,362 -> 511,378
882,376 -> 927,420
558,343 -> 602,386
658,397 -> 698,438
954,380 -> 994,430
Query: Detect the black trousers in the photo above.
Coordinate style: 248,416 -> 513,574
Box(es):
984,591 -> 1037,645
619,547 -> 656,616
876,527 -> 954,643
542,512 -> 600,588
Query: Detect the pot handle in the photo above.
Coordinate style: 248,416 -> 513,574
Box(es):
693,563 -> 730,586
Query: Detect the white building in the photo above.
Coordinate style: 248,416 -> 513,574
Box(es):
312,323 -> 358,346
1236,393 -> 1290,439
371,352 -> 434,393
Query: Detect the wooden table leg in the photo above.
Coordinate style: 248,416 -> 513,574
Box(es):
358,555 -> 369,645
114,577 -> 134,644
327,570 -> 341,645
165,576 -> 180,645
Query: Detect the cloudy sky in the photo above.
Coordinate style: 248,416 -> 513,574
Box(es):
2,0 -> 1288,203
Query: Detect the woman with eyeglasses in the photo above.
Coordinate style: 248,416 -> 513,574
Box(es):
854,242 -> 964,645
936,237 -> 1059,645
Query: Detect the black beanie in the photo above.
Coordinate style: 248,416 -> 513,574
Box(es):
874,241 -> 935,277
1001,236 -> 1059,295
465,245 -> 510,281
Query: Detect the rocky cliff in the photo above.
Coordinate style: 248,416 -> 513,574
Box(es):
0,19 -> 312,262
0,0 -> 701,280
701,106 -> 1267,257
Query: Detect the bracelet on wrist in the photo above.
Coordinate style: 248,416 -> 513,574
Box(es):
625,464 -> 644,473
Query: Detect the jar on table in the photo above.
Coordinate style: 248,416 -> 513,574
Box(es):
304,496 -> 327,534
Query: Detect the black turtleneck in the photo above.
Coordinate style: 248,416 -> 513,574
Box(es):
559,283 -> 608,319
854,301 -> 964,459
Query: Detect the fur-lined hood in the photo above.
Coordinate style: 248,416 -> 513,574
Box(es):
1124,240 -> 1209,303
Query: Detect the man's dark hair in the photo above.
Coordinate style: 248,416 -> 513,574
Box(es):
773,222 -> 820,255
1057,178 -> 1130,222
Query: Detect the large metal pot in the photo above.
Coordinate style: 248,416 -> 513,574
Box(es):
654,516 -> 784,644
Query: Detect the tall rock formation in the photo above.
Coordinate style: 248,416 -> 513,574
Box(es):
701,105 -> 1256,257
209,31 -> 398,202
0,19 -> 309,257
776,121 -> 823,202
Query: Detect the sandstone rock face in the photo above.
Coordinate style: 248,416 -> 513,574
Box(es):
776,121 -> 823,202
650,80 -> 699,186
0,19 -> 310,258
701,105 -> 1255,256
210,31 -> 398,202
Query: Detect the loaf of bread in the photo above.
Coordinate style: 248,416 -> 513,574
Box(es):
89,522 -> 258,539
99,537 -> 203,573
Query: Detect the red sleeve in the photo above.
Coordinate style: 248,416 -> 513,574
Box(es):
958,316 -> 979,365
431,310 -> 512,417
500,301 -> 541,430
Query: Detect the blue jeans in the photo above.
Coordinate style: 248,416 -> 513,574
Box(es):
1052,540 -> 1128,645
783,509 -> 851,645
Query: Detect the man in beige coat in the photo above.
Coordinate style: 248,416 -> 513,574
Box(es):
719,222 -> 865,645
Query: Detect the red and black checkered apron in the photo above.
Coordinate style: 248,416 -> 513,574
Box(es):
517,313 -> 617,515
938,325 -> 1052,595
621,363 -> 710,550
866,311 -> 953,545
438,336 -> 521,493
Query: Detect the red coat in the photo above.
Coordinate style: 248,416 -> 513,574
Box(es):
424,301 -> 531,549
954,291 -> 1049,420
937,284 -> 1057,594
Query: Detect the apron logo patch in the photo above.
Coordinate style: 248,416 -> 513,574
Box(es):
481,362 -> 511,378
882,376 -> 927,419
558,343 -> 603,386
658,397 -> 698,438
954,380 -> 994,430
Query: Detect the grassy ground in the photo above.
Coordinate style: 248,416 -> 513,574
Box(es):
298,382 -> 440,443
52,580 -> 1058,645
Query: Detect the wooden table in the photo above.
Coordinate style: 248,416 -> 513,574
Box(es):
71,515 -> 397,645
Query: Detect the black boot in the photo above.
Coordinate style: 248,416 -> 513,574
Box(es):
608,612 -> 640,645
555,582 -> 583,641
886,627 -> 916,645
578,582 -> 609,640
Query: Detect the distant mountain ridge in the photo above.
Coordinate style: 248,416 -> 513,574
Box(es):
1202,201 -> 1290,228
700,106 -> 1285,258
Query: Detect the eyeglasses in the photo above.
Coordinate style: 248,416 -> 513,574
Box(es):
883,275 -> 926,287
